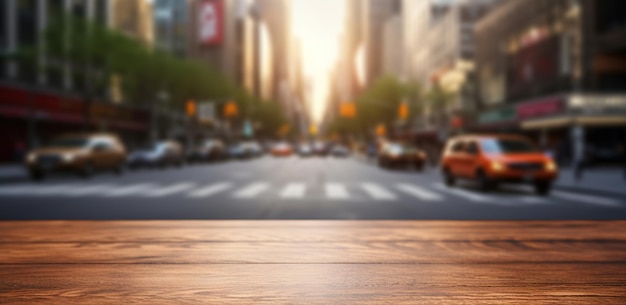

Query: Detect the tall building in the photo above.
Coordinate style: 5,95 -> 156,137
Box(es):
154,0 -> 191,57
475,0 -> 626,160
383,14 -> 403,78
362,0 -> 400,86
111,0 -> 154,46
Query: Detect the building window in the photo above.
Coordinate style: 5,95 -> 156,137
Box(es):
17,0 -> 37,83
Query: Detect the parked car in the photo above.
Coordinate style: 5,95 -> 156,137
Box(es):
271,142 -> 293,157
25,133 -> 126,180
241,141 -> 264,158
440,135 -> 558,195
227,143 -> 246,159
378,143 -> 427,171
193,139 -> 225,162
313,141 -> 330,156
330,145 -> 350,158
127,141 -> 184,169
297,143 -> 313,157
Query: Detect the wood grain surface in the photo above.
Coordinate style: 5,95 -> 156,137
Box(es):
1,221 -> 625,304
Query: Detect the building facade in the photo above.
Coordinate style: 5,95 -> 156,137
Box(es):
0,0 -> 151,163
153,0 -> 192,57
475,0 -> 626,164
383,15 -> 404,78
111,0 -> 154,46
362,0 -> 400,87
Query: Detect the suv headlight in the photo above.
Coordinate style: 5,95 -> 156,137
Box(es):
27,153 -> 37,163
62,154 -> 76,162
546,161 -> 557,172
491,161 -> 505,172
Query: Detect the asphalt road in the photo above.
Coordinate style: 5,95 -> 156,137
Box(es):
1,155 -> 625,220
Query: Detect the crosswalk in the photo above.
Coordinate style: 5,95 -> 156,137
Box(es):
0,181 -> 623,208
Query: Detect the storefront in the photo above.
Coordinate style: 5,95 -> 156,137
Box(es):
0,84 -> 150,163
471,106 -> 518,133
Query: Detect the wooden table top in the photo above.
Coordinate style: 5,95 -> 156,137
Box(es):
1,221 -> 625,304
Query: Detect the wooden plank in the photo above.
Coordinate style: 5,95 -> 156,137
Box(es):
2,240 -> 626,264
1,221 -> 625,243
1,264 -> 625,304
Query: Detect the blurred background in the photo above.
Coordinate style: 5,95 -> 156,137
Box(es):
0,0 -> 625,220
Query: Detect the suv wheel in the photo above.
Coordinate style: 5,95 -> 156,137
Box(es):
81,162 -> 95,179
476,170 -> 493,193
115,162 -> 125,176
444,168 -> 455,187
534,181 -> 552,196
30,170 -> 45,181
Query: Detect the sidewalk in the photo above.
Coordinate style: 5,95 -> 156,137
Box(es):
0,164 -> 27,183
555,167 -> 626,197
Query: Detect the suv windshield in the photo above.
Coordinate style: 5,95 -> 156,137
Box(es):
50,138 -> 89,148
480,139 -> 538,154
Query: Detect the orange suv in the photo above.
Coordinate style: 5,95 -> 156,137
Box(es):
441,135 -> 558,195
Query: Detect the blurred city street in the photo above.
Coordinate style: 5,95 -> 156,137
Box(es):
1,155 -> 625,220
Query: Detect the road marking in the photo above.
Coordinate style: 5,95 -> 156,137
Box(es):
280,183 -> 306,199
396,184 -> 442,201
145,183 -> 196,198
103,183 -> 156,197
30,185 -> 78,196
233,182 -> 270,199
67,184 -> 115,196
326,183 -> 350,200
188,183 -> 232,198
362,183 -> 397,200
433,183 -> 493,202
552,191 -> 621,207
0,185 -> 36,196
519,196 -> 551,205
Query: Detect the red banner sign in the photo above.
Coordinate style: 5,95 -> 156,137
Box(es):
198,0 -> 224,46
517,97 -> 564,120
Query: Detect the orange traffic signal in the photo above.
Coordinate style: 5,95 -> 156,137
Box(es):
398,102 -> 409,120
340,102 -> 356,118
376,124 -> 386,137
224,101 -> 239,118
186,100 -> 197,117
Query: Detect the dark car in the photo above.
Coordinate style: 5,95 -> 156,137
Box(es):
297,143 -> 313,157
330,145 -> 350,158
313,141 -> 330,156
192,139 -> 226,162
378,143 -> 427,171
127,141 -> 184,169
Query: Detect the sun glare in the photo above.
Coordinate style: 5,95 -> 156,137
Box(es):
291,0 -> 346,125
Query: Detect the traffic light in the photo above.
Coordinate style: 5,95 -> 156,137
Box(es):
340,102 -> 356,118
186,100 -> 197,117
398,102 -> 409,120
224,101 -> 239,118
376,124 -> 386,137
309,125 -> 318,136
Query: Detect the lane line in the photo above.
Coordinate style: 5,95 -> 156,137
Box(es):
326,183 -> 350,200
433,183 -> 493,202
361,183 -> 397,200
188,182 -> 233,198
233,182 -> 270,199
103,183 -> 156,197
0,185 -> 38,196
145,182 -> 196,198
396,184 -> 443,201
552,191 -> 621,207
67,184 -> 115,196
280,183 -> 306,199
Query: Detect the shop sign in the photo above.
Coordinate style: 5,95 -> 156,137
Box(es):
568,94 -> 626,114
478,107 -> 517,124
517,97 -> 564,120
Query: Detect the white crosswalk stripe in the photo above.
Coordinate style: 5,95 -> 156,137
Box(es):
188,183 -> 232,198
30,185 -> 79,196
280,183 -> 306,199
326,183 -> 350,200
396,184 -> 442,201
552,191 -> 621,207
234,182 -> 270,199
103,183 -> 156,197
0,185 -> 36,196
66,184 -> 116,196
433,183 -> 493,202
145,183 -> 196,198
361,183 -> 397,200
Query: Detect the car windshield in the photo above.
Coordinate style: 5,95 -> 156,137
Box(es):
49,138 -> 89,148
480,139 -> 538,154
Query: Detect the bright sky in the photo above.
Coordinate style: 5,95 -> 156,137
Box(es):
291,0 -> 346,125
